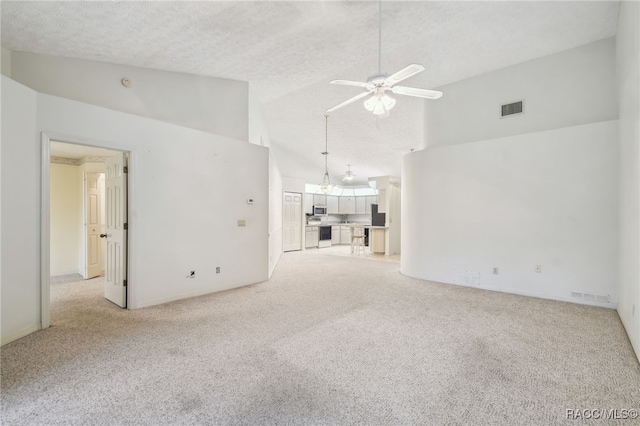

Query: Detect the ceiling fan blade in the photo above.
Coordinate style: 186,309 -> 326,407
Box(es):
330,80 -> 370,88
385,64 -> 425,86
327,90 -> 373,113
391,86 -> 443,100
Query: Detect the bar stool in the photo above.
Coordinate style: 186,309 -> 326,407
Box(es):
350,226 -> 366,255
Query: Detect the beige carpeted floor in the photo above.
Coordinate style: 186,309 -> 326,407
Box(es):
2,250 -> 639,425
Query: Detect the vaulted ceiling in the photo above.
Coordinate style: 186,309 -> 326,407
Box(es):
1,1 -> 620,184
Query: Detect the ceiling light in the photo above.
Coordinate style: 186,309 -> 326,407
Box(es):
364,90 -> 396,115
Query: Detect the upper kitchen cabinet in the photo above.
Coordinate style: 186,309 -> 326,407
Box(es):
339,196 -> 356,214
313,194 -> 327,206
365,196 -> 378,214
355,196 -> 366,214
327,195 -> 339,214
304,193 -> 314,214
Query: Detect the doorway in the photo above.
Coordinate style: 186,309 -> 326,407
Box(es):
42,134 -> 130,329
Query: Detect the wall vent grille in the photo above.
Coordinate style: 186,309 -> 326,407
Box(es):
571,291 -> 610,303
501,100 -> 524,117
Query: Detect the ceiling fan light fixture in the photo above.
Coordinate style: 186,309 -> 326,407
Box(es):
373,100 -> 386,115
382,93 -> 396,110
364,91 -> 396,115
364,95 -> 377,112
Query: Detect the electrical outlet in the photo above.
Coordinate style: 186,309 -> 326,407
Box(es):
216,266 -> 221,274
535,265 -> 542,273
493,267 -> 499,275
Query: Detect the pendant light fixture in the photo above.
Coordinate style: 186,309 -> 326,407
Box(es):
318,114 -> 334,194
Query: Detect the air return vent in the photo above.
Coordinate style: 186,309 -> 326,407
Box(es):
501,100 -> 524,118
571,291 -> 610,303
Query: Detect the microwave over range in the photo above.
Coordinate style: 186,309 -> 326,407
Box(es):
313,205 -> 327,216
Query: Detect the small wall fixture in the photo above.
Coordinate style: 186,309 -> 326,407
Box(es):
121,78 -> 132,88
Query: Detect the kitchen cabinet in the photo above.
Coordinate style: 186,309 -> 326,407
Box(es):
339,196 -> 355,214
340,226 -> 351,244
331,226 -> 340,245
313,194 -> 327,206
304,193 -> 314,214
305,226 -> 319,248
327,196 -> 339,214
370,228 -> 385,253
365,196 -> 377,214
355,197 -> 366,214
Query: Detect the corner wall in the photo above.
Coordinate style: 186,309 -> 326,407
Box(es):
269,152 -> 283,277
403,121 -> 619,307
1,77 -> 39,344
616,0 -> 640,361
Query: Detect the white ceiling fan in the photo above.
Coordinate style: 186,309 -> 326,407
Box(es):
342,164 -> 356,182
327,1 -> 442,116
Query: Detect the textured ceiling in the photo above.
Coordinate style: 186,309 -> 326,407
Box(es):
1,1 -> 620,185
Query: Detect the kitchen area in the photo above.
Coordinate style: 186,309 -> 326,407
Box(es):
303,176 -> 401,256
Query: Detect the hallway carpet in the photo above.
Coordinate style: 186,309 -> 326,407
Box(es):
2,251 -> 639,425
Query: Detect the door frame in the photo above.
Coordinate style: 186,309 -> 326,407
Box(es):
40,132 -> 133,329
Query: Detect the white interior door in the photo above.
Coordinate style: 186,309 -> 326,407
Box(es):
104,153 -> 127,307
283,192 -> 302,252
84,172 -> 104,279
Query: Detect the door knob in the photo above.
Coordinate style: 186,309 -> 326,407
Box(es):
100,234 -> 107,238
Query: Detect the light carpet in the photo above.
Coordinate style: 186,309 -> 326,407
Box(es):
2,251 -> 639,425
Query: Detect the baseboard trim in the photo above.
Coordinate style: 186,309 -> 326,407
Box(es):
132,282 -> 260,310
1,323 -> 41,346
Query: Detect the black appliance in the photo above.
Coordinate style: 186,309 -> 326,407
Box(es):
371,204 -> 386,226
318,225 -> 332,248
319,225 -> 332,240
313,205 -> 327,216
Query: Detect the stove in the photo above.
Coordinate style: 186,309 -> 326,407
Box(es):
318,225 -> 332,248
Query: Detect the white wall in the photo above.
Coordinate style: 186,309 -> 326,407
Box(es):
269,142 -> 323,184
50,163 -> 82,276
403,121 -> 619,307
1,47 -> 11,77
1,78 -> 39,344
9,51 -> 249,143
248,87 -> 271,148
616,0 -> 640,361
425,38 -> 617,147
1,75 -> 270,344
38,91 -> 269,309
269,152 -> 283,277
